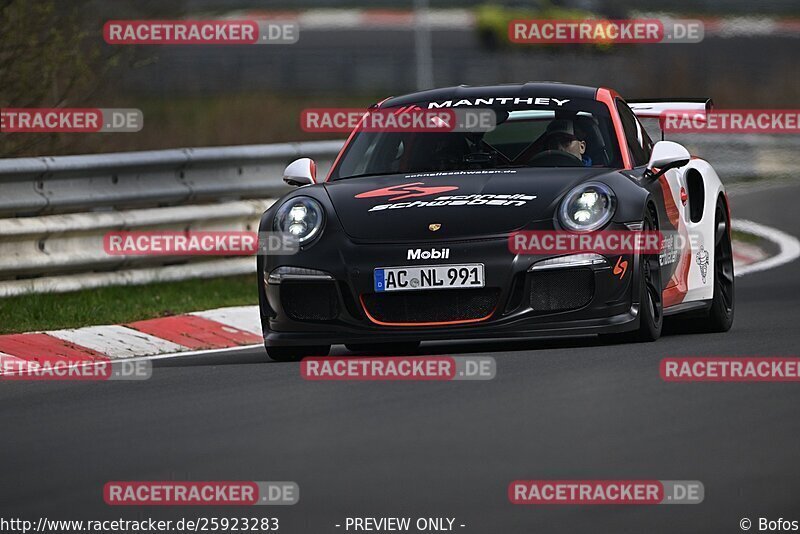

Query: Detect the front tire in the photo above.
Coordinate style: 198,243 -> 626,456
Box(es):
266,345 -> 330,362
601,206 -> 663,343
632,206 -> 664,341
700,196 -> 735,332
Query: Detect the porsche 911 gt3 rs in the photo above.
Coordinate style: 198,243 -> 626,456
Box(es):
257,83 -> 734,361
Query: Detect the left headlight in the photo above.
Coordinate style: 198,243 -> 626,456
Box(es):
557,182 -> 616,232
273,196 -> 325,244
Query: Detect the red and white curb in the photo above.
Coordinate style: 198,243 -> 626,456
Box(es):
0,220 -> 796,369
0,306 -> 264,371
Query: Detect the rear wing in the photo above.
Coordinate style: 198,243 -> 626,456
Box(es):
627,98 -> 713,139
626,98 -> 713,119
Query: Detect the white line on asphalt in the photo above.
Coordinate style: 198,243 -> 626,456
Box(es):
100,342 -> 263,366
732,219 -> 800,276
0,344 -> 265,378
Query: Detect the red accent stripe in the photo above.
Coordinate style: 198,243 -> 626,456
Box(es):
326,96 -> 393,181
658,174 -> 691,305
325,119 -> 361,181
0,333 -> 107,362
723,192 -> 732,239
663,246 -> 691,308
659,176 -> 681,227
596,87 -> 633,170
127,315 -> 262,350
359,295 -> 495,327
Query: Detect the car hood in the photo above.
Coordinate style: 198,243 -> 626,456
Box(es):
324,168 -> 618,241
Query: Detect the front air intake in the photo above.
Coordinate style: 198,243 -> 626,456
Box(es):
281,282 -> 340,321
361,288 -> 499,325
528,269 -> 594,313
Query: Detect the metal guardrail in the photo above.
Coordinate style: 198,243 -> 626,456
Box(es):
0,140 -> 343,217
0,140 -> 344,296
0,136 -> 796,296
0,200 -> 272,297
0,199 -> 272,276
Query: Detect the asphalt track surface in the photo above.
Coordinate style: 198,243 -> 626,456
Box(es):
2,181 -> 799,533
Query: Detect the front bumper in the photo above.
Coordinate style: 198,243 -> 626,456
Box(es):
260,235 -> 643,346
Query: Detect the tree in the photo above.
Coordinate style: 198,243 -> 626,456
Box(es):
0,0 -> 182,156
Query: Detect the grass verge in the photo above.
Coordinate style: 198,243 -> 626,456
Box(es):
0,275 -> 258,335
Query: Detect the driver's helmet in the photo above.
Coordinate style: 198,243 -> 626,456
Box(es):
544,119 -> 584,151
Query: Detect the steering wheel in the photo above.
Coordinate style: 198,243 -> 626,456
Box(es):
527,150 -> 584,167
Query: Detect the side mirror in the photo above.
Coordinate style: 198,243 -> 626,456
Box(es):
283,158 -> 317,187
644,141 -> 691,180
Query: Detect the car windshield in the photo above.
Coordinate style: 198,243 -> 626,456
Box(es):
330,97 -> 623,180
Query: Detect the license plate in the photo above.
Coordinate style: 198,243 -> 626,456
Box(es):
374,264 -> 485,292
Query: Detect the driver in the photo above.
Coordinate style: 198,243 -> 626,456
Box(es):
544,119 -> 592,167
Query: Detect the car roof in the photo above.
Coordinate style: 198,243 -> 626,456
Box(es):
380,82 -> 600,108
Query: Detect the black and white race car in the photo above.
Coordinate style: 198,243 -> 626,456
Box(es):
257,83 -> 734,361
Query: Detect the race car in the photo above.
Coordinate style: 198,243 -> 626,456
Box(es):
257,83 -> 734,361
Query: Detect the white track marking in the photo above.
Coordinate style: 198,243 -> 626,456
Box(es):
191,306 -> 261,335
732,219 -> 800,276
48,325 -> 187,359
118,343 -> 262,365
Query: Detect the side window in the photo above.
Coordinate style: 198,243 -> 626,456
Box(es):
617,99 -> 653,167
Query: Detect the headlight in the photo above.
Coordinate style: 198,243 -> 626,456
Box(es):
557,182 -> 616,232
273,196 -> 324,244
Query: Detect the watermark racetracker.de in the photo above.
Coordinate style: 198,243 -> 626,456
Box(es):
301,108 -> 497,133
103,231 -> 300,256
509,18 -> 704,44
661,109 -> 800,134
301,356 -> 496,381
0,108 -> 142,132
104,20 -> 299,45
104,481 -> 299,506
661,357 -> 800,382
509,480 -> 704,505
0,357 -> 151,381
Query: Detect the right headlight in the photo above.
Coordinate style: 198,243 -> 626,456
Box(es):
557,182 -> 616,232
273,196 -> 325,244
